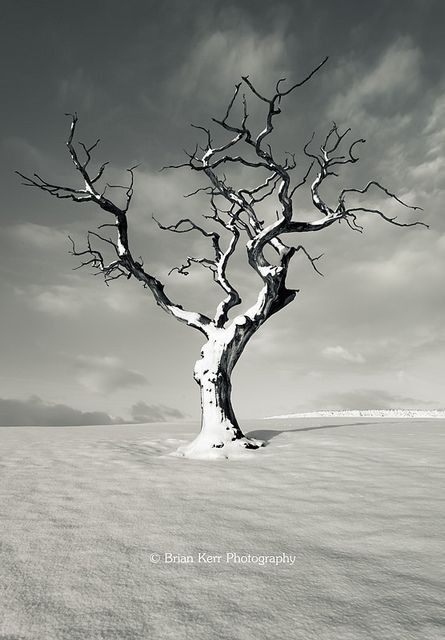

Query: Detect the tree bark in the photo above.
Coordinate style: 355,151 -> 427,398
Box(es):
175,326 -> 264,458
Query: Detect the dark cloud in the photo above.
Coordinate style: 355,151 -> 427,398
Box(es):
130,401 -> 185,423
0,396 -> 122,426
318,389 -> 433,411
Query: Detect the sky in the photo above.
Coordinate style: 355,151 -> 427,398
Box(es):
1,0 -> 444,424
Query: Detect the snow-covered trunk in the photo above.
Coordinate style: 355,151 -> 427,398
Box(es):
175,327 -> 264,458
195,340 -> 242,442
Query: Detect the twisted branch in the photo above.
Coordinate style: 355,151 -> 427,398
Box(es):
18,58 -> 426,336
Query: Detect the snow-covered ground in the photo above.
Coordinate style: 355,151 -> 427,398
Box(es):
266,410 -> 445,419
0,418 -> 443,639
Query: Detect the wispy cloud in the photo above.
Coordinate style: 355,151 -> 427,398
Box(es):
21,284 -> 84,316
174,27 -> 287,103
57,67 -> 99,112
331,38 -> 421,122
10,223 -> 69,250
15,278 -> 142,318
322,345 -> 365,364
74,355 -> 148,394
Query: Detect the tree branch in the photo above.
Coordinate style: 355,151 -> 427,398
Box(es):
346,207 -> 428,228
18,115 -> 213,336
339,180 -> 424,212
18,62 -> 426,339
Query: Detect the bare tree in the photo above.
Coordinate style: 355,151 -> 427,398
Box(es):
17,59 -> 426,458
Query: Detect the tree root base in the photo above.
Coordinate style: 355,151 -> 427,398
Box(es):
173,435 -> 266,460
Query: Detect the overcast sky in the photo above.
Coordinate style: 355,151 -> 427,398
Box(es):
1,0 -> 444,424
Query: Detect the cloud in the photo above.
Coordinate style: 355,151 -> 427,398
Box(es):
130,401 -> 185,423
16,278 -> 142,318
331,38 -> 421,121
11,223 -> 69,250
15,283 -> 88,317
173,25 -> 287,109
322,345 -> 365,364
27,285 -> 84,316
408,90 -> 445,189
0,395 -> 122,426
74,355 -> 148,394
102,287 -> 142,314
57,67 -> 99,112
3,137 -> 49,170
424,91 -> 445,139
318,389 -> 432,411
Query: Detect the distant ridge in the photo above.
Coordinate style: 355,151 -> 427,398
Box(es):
265,409 -> 445,420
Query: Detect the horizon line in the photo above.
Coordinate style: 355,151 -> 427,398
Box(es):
264,409 -> 445,420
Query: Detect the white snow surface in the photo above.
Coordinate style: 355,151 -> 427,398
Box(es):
266,410 -> 445,419
0,418 -> 444,639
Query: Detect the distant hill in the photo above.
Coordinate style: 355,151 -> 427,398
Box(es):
265,410 -> 445,420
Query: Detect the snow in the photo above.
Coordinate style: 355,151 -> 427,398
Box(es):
266,410 -> 445,419
0,418 -> 444,639
173,434 -> 265,460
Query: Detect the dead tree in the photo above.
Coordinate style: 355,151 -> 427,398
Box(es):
17,58 -> 426,458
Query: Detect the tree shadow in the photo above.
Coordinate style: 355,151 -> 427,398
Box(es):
246,421 -> 383,445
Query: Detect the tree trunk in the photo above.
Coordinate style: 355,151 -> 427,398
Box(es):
175,328 -> 264,458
